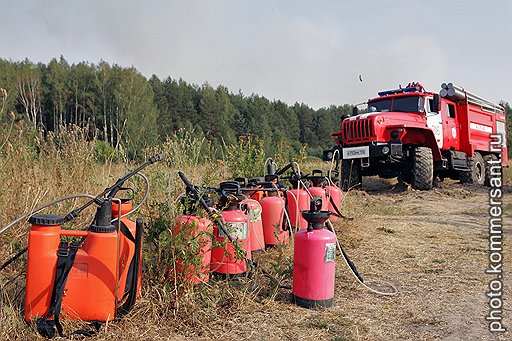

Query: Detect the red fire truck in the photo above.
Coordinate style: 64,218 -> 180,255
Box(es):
325,82 -> 508,190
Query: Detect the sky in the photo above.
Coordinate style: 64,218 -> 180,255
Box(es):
1,0 -> 511,109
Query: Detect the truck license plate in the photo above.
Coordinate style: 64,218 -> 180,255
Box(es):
342,146 -> 369,159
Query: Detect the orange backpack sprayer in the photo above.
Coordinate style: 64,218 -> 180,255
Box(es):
173,186 -> 214,284
1,154 -> 162,338
259,180 -> 289,247
245,177 -> 266,202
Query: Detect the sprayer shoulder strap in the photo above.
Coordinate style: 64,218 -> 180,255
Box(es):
282,194 -> 290,232
327,195 -> 342,218
119,221 -> 136,302
36,241 -> 101,339
37,241 -> 79,338
117,219 -> 143,316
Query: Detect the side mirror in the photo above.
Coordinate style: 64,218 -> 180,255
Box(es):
352,106 -> 358,116
432,94 -> 441,112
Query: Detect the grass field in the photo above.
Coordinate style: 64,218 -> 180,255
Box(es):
0,127 -> 511,340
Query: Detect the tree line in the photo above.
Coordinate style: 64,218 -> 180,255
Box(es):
0,57 -> 351,159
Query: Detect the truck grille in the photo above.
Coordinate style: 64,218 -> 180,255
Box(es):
342,119 -> 374,143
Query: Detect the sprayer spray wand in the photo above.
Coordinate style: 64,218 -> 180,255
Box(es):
64,154 -> 163,222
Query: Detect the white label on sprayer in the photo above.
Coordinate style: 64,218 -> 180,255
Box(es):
324,243 -> 336,263
217,222 -> 248,240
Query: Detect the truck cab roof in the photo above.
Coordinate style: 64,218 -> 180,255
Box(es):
367,92 -> 433,114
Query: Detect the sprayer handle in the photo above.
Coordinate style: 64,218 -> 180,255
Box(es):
60,230 -> 89,237
310,197 -> 323,212
219,181 -> 240,197
275,162 -> 292,176
291,162 -> 299,176
178,171 -> 194,190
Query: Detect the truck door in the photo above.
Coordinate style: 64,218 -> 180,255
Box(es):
426,96 -> 443,149
441,102 -> 460,150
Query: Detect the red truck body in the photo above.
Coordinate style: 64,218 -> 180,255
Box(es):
328,82 -> 508,190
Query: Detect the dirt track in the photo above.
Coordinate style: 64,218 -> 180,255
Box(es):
207,178 -> 511,341
328,178 -> 511,340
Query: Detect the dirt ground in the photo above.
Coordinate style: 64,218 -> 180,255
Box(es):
198,177 -> 511,341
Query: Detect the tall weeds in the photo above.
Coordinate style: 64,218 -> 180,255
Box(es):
0,123 -> 300,339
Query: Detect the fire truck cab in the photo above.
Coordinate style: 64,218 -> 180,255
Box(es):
325,82 -> 508,190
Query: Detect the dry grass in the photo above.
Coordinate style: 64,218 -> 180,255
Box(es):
1,125 -> 511,340
503,166 -> 512,183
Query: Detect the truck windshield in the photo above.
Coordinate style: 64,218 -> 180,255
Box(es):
368,96 -> 424,113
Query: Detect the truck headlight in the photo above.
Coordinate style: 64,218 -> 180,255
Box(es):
323,150 -> 334,161
390,130 -> 399,139
381,146 -> 390,155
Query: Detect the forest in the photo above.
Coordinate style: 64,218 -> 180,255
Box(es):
0,57 -> 352,160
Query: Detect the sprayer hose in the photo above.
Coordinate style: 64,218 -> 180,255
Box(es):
326,220 -> 398,296
111,172 -> 150,223
0,194 -> 97,236
0,171 -> 150,236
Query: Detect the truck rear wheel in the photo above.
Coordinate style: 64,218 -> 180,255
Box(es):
412,147 -> 433,190
341,159 -> 362,191
460,152 -> 485,185
484,154 -> 499,187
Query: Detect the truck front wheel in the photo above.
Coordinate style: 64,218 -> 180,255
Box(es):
341,159 -> 362,191
412,147 -> 433,190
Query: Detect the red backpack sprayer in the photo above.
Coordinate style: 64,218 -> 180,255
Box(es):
178,162 -> 397,310
0,154 -> 163,338
210,181 -> 252,277
268,160 -> 398,306
177,174 -> 254,278
176,172 -> 291,283
233,177 -> 266,253
173,185 -> 215,284
292,197 -> 336,307
233,175 -> 290,248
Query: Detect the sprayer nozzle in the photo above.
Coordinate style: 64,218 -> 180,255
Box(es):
149,154 -> 164,164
